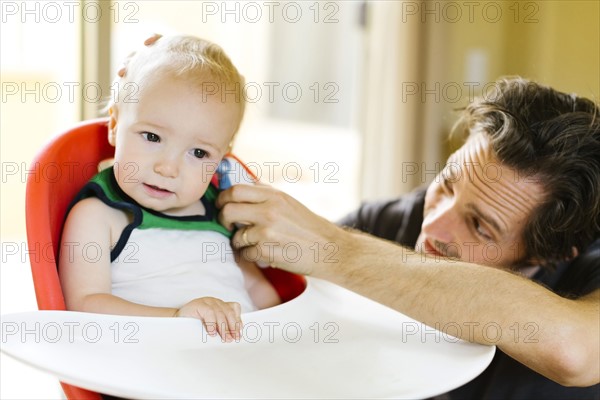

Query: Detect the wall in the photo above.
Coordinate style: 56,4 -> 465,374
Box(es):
1,13 -> 81,238
504,0 -> 599,97
434,0 -> 599,158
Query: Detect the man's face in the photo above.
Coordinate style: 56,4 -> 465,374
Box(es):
415,133 -> 546,268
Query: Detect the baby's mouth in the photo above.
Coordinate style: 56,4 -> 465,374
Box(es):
143,183 -> 174,197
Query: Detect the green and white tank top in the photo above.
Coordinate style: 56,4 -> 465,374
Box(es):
69,167 -> 256,313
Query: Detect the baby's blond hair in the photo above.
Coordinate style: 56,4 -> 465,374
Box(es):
109,35 -> 246,133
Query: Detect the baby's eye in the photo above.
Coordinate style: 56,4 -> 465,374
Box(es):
142,132 -> 160,142
193,149 -> 208,159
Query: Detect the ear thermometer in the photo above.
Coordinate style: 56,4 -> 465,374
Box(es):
216,158 -> 270,268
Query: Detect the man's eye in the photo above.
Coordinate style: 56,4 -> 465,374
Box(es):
473,219 -> 492,241
142,132 -> 160,142
441,177 -> 454,194
193,149 -> 208,159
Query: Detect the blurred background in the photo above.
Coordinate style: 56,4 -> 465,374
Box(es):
1,1 -> 598,398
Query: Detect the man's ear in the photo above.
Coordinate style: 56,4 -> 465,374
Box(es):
108,106 -> 118,146
526,246 -> 580,267
571,246 -> 580,259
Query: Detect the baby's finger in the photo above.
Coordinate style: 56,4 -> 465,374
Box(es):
214,310 -> 235,342
225,302 -> 243,341
201,310 -> 218,337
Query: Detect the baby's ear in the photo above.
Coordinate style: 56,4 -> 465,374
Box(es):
108,107 -> 117,146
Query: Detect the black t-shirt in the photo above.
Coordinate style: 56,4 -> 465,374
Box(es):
338,187 -> 600,399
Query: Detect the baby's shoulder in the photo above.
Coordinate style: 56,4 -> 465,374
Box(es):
68,196 -> 116,217
66,197 -> 130,232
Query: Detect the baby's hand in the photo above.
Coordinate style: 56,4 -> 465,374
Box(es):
175,297 -> 242,342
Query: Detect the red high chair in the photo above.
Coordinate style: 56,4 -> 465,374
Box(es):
25,118 -> 306,400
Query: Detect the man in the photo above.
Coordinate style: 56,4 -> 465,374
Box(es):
218,77 -> 600,398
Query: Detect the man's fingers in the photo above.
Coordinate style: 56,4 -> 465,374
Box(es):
144,33 -> 162,46
217,185 -> 279,230
116,35 -> 162,78
235,225 -> 257,248
216,184 -> 271,209
116,51 -> 136,78
218,203 -> 257,231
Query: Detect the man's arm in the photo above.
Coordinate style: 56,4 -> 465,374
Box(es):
326,230 -> 600,387
218,184 -> 600,386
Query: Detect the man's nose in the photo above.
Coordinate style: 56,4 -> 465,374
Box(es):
421,199 -> 460,244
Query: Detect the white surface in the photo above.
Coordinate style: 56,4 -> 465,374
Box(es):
1,278 -> 494,399
1,242 -> 64,400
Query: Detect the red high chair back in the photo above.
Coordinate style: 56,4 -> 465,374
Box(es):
25,118 -> 306,399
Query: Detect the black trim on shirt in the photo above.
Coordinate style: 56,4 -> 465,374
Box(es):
107,168 -> 216,222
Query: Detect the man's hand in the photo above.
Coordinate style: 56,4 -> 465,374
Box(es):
117,33 -> 162,78
217,184 -> 349,277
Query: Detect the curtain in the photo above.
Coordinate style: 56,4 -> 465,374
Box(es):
359,1 -> 432,201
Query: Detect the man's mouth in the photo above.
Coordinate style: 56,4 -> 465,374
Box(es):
424,239 -> 446,257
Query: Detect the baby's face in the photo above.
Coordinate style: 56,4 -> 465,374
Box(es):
109,75 -> 241,216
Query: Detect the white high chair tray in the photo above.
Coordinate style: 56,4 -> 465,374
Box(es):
1,278 -> 495,399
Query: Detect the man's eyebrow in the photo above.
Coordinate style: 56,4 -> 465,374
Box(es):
466,203 -> 504,236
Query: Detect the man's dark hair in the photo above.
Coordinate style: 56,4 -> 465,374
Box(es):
452,77 -> 600,267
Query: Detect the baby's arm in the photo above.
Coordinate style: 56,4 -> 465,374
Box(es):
59,198 -> 241,341
237,256 -> 281,309
216,158 -> 280,309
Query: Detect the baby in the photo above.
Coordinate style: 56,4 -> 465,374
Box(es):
59,35 -> 280,342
